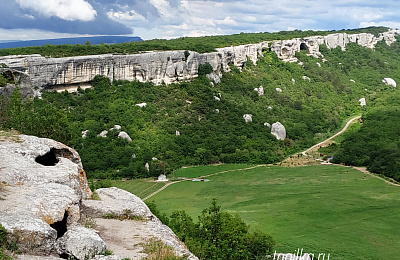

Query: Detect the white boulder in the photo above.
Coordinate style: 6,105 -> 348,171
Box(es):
214,96 -> 221,101
81,130 -> 89,139
118,131 -> 132,142
271,122 -> 286,140
382,78 -> 396,88
254,86 -> 264,96
55,226 -> 106,260
136,102 -> 147,108
243,114 -> 253,123
98,130 -> 108,138
302,76 -> 311,81
359,98 -> 366,107
275,87 -> 282,92
264,122 -> 271,128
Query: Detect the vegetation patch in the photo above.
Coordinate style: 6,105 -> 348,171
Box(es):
102,209 -> 145,221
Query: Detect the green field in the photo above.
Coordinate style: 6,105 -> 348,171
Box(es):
136,164 -> 400,260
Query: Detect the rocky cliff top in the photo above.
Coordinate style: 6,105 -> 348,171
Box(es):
1,29 -> 398,98
0,132 -> 197,259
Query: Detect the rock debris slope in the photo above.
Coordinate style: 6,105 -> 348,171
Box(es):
0,133 -> 197,260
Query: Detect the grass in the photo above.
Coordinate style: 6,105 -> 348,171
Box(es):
111,179 -> 166,199
111,164 -> 255,199
136,164 -> 400,260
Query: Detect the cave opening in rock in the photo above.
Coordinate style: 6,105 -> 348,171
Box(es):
35,148 -> 59,166
300,43 -> 309,52
51,211 -> 68,239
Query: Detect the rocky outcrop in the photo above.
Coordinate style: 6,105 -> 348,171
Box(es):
382,77 -> 396,88
82,187 -> 198,260
270,29 -> 400,61
271,122 -> 286,140
0,42 -> 268,92
0,133 -> 197,259
0,29 -> 398,95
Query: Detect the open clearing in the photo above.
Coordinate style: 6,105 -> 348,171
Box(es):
137,164 -> 400,260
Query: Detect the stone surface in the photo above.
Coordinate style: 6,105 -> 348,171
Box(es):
275,87 -> 282,92
271,122 -> 286,140
55,226 -> 106,260
118,131 -> 132,142
302,76 -> 311,81
82,187 -> 153,219
359,97 -> 366,107
136,102 -> 147,108
243,114 -> 252,123
264,122 -> 271,128
382,77 -> 396,88
0,134 -> 91,255
254,85 -> 264,96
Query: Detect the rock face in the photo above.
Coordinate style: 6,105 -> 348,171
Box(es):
0,134 -> 197,259
271,122 -> 286,140
359,97 -> 366,107
243,114 -> 253,123
382,77 -> 396,88
0,30 -> 398,94
82,187 -> 198,260
0,134 -> 92,257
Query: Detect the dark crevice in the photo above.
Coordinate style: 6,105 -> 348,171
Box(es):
35,148 -> 59,166
51,211 -> 68,239
300,43 -> 309,52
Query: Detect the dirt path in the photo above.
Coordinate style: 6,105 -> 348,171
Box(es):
94,218 -> 151,259
143,164 -> 267,201
301,115 -> 361,156
351,166 -> 400,187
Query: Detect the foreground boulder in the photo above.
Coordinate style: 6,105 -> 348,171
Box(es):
0,132 -> 197,259
271,122 -> 286,140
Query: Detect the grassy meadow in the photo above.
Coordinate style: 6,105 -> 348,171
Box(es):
114,164 -> 400,260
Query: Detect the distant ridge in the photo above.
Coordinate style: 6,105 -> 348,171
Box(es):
0,36 -> 142,49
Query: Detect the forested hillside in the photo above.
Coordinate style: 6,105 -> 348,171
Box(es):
1,28 -> 399,181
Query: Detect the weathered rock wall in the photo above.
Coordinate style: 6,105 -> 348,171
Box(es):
0,29 -> 399,93
0,42 -> 268,91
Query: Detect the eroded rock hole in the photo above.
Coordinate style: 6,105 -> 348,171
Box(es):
35,148 -> 59,166
300,43 -> 308,52
51,211 -> 68,239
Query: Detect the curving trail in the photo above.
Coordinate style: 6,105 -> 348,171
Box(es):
143,164 -> 266,201
301,115 -> 361,156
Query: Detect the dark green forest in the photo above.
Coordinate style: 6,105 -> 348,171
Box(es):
1,28 -> 400,181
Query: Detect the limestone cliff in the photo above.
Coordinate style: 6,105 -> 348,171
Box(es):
0,132 -> 197,260
0,29 -> 399,94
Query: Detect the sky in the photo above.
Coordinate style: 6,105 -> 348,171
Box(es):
0,0 -> 400,42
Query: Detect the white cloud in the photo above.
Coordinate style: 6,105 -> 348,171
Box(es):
360,21 -> 400,29
216,17 -> 238,26
16,0 -> 97,21
149,0 -> 173,18
107,10 -> 146,21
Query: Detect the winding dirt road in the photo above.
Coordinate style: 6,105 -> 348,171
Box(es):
301,115 -> 361,156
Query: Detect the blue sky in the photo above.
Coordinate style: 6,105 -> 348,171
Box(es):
1,0 -> 399,41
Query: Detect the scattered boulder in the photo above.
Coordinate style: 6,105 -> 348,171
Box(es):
98,130 -> 108,138
382,77 -> 396,88
145,162 -> 150,172
176,130 -> 181,136
243,114 -> 253,123
291,78 -> 295,84
214,96 -> 221,101
316,62 -> 321,67
152,157 -> 158,161
82,130 -> 89,138
350,79 -> 356,83
136,102 -> 147,108
271,122 -> 286,140
132,153 -> 136,158
118,131 -> 132,142
254,86 -> 264,96
55,226 -> 106,260
359,98 -> 366,107
264,122 -> 271,128
302,76 -> 311,81
267,106 -> 273,110
275,87 -> 282,92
